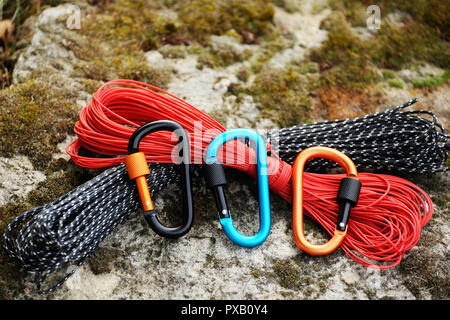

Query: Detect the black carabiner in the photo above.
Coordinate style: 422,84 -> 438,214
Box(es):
124,120 -> 193,238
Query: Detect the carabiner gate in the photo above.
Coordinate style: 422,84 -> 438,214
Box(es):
292,146 -> 361,255
203,128 -> 271,248
125,120 -> 193,238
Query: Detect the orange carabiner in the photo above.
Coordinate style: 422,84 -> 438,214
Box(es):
292,146 -> 361,256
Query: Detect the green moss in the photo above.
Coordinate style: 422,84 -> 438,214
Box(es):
117,57 -> 172,86
368,23 -> 449,71
0,201 -> 33,237
372,0 -> 449,41
203,254 -> 225,270
317,281 -> 327,295
84,0 -> 169,50
0,80 -> 78,170
331,0 -> 449,41
280,290 -> 292,297
197,46 -> 253,70
388,79 -> 404,89
328,0 -> 368,27
272,258 -> 319,293
176,0 -> 276,44
236,67 -> 249,82
412,77 -> 446,89
433,190 -> 450,209
27,161 -> 99,206
71,38 -> 171,88
236,64 -> 318,127
249,32 -> 297,73
400,247 -> 449,299
383,70 -> 405,89
76,0 -> 280,78
363,288 -> 377,300
382,70 -> 396,79
411,70 -> 450,89
88,0 -> 275,50
272,258 -> 301,289
74,58 -> 111,82
82,79 -> 104,95
311,4 -> 449,90
293,61 -> 320,74
250,269 -> 262,278
311,12 -> 380,88
68,0 -> 172,87
273,0 -> 302,13
87,246 -> 122,275
158,45 -> 188,59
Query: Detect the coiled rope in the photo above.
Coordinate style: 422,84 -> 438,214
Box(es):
3,79 -> 447,294
270,102 -> 449,173
3,163 -> 177,294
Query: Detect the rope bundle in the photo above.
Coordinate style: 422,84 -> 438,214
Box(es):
3,80 -> 448,294
3,163 -> 177,293
270,98 -> 449,173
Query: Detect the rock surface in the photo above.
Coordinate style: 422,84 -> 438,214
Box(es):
0,1 -> 449,300
0,156 -> 46,205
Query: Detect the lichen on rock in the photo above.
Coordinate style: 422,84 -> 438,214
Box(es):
0,80 -> 79,170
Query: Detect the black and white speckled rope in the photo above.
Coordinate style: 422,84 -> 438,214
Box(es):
269,98 -> 450,173
3,163 -> 178,294
3,98 -> 449,294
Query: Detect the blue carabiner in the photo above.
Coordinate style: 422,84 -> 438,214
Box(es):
203,128 -> 271,247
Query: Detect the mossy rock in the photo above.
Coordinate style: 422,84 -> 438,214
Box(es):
87,246 -> 122,275
310,12 -> 380,88
0,80 -> 78,170
85,0 -> 276,50
196,44 -> 253,70
26,160 -> 100,207
311,4 -> 449,90
0,251 -> 26,300
400,247 -> 450,299
176,0 -> 276,44
235,64 -> 317,127
272,258 -> 301,289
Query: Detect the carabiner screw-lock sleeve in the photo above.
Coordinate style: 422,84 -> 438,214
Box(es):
336,177 -> 361,231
